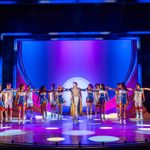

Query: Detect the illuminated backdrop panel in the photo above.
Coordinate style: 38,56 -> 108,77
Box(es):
17,39 -> 138,112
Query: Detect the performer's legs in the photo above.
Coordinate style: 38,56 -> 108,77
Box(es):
102,103 -> 106,119
99,104 -> 102,120
116,104 -> 120,120
22,106 -> 25,124
4,102 -> 8,122
44,105 -> 47,118
139,103 -> 143,120
18,106 -> 21,124
86,103 -> 90,119
8,103 -> 13,122
119,104 -> 122,124
40,105 -> 44,120
0,110 -> 4,123
90,103 -> 92,119
123,104 -> 127,124
74,97 -> 79,123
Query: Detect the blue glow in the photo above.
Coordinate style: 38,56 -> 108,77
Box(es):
0,1 -> 16,4
38,0 -> 116,4
127,31 -> 150,34
63,130 -> 95,136
88,136 -> 119,142
18,40 -> 135,88
0,130 -> 26,136
138,0 -> 150,2
138,64 -> 142,86
0,57 -> 2,84
1,33 -> 31,40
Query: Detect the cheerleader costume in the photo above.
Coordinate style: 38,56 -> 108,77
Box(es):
26,91 -> 33,108
134,89 -> 144,119
99,90 -> 107,104
57,92 -> 65,104
18,92 -> 26,107
49,91 -> 57,107
0,92 -> 5,111
39,93 -> 48,105
86,91 -> 94,103
119,90 -> 128,105
134,89 -> 143,108
3,88 -> 14,110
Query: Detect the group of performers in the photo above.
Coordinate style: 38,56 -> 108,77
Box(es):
0,82 -> 149,125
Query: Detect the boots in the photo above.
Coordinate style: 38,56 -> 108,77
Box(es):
90,114 -> 92,119
51,112 -> 53,118
87,114 -> 90,119
103,114 -> 106,120
136,111 -> 139,119
123,118 -> 126,125
75,116 -> 78,124
139,111 -> 143,120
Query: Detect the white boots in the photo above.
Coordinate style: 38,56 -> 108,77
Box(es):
87,114 -> 92,119
136,111 -> 143,120
139,111 -> 143,120
136,111 -> 139,119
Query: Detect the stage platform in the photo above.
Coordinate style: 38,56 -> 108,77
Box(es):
0,114 -> 150,149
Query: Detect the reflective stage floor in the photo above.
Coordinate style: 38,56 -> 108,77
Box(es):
0,113 -> 150,148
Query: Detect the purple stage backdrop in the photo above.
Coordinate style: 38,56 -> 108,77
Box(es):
16,39 -> 138,113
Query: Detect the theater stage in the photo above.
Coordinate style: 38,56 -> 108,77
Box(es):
0,113 -> 150,149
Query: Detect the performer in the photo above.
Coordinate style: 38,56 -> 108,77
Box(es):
86,84 -> 94,119
15,84 -> 26,124
56,85 -> 66,120
37,86 -> 48,121
26,85 -> 34,120
3,83 -> 16,122
119,83 -> 129,124
48,84 -> 57,119
108,83 -> 121,120
94,84 -> 100,118
133,83 -> 145,120
99,84 -> 109,120
0,84 -> 5,123
67,82 -> 82,124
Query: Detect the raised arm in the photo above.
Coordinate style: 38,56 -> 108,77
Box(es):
142,88 -> 150,91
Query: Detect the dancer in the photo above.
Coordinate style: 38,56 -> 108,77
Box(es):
3,83 -> 16,122
15,84 -> 26,124
0,84 -> 5,123
94,84 -> 100,118
26,85 -> 34,120
108,83 -> 121,120
99,84 -> 109,120
86,84 -> 94,119
119,83 -> 129,124
133,83 -> 145,120
56,86 -> 66,120
37,86 -> 48,121
48,84 -> 57,119
68,82 -> 82,124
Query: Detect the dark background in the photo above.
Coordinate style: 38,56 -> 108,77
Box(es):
0,2 -> 150,112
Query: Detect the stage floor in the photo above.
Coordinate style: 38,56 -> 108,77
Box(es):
0,113 -> 150,147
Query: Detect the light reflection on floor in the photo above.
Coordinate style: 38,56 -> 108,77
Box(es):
0,115 -> 150,145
